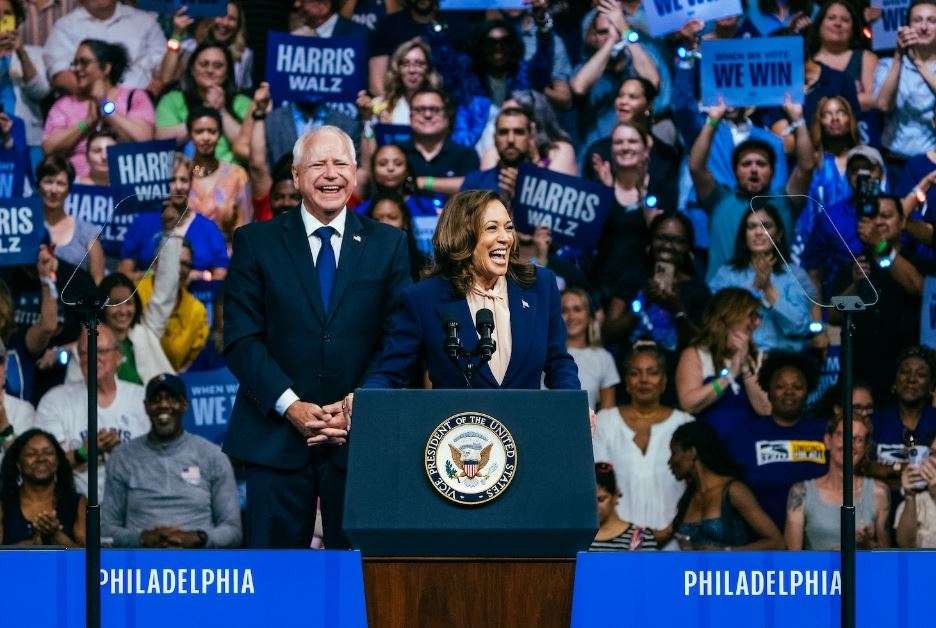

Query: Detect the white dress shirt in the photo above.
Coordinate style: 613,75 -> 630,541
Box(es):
275,205 -> 347,415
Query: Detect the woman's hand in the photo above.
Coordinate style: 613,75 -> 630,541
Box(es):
171,7 -> 194,38
84,98 -> 100,130
356,89 -> 374,118
532,226 -> 551,260
33,510 -> 63,538
37,244 -> 57,279
645,280 -> 681,312
782,93 -> 803,123
705,97 -> 728,122
751,252 -> 776,299
591,153 -> 613,187
597,0 -> 628,39
864,6 -> 882,23
788,11 -> 813,34
204,85 -> 225,110
674,19 -> 704,45
252,81 -> 272,115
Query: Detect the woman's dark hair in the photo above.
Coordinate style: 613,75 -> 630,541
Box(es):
182,41 -> 239,118
368,143 -> 416,197
78,39 -> 129,85
36,154 -> 75,183
806,0 -> 865,57
595,462 -> 618,496
729,204 -> 789,272
0,429 -> 77,518
647,211 -> 696,275
619,76 -> 659,119
671,422 -> 742,528
8,0 -> 25,26
366,191 -> 427,281
907,0 -> 936,25
757,350 -> 820,393
622,341 -> 667,376
472,20 -> 523,81
98,272 -> 142,327
758,0 -> 815,19
186,104 -> 224,133
84,128 -> 119,156
428,190 -> 535,297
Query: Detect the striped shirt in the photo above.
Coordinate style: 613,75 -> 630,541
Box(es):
590,525 -> 658,552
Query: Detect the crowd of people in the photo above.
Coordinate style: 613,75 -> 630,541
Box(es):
0,0 -> 936,552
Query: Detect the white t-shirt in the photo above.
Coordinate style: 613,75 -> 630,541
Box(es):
0,392 -> 36,466
592,408 -> 695,529
36,380 -> 149,497
568,346 -> 620,410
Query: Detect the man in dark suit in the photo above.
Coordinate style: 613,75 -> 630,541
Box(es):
223,126 -> 411,548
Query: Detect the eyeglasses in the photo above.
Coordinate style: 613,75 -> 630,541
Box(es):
412,106 -> 444,117
78,346 -> 119,358
195,60 -> 226,71
401,60 -> 428,69
70,57 -> 98,69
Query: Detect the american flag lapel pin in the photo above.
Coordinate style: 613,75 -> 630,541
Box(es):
353,234 -> 362,242
522,299 -> 529,309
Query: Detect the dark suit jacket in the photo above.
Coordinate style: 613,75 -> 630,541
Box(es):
362,268 -> 580,390
222,208 -> 411,470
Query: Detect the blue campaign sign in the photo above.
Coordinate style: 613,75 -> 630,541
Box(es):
513,164 -> 613,252
921,277 -> 936,349
374,123 -> 412,147
440,0 -> 524,8
138,0 -> 227,17
0,197 -> 46,267
645,0 -> 743,37
572,551 -> 936,627
266,32 -> 367,105
872,0 -> 909,51
0,149 -> 28,199
188,279 -> 222,327
66,185 -> 141,257
181,367 -> 238,445
0,549 -> 367,628
107,140 -> 176,211
700,37 -> 805,107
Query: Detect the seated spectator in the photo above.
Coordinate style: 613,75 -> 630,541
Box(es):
155,42 -> 250,164
710,204 -> 817,353
807,1 -> 878,112
658,421 -> 783,550
690,97 -> 813,280
561,288 -> 619,411
36,156 -> 105,283
42,0 -> 166,93
460,106 -> 535,198
99,235 -> 184,385
405,87 -> 480,194
593,343 -> 693,529
0,0 -> 50,167
0,428 -> 85,546
358,37 -> 441,125
676,288 -> 770,426
158,1 -> 253,92
875,0 -> 936,160
36,326 -> 149,497
42,39 -> 155,180
786,409 -> 890,549
0,337 -> 36,464
895,434 -> 936,548
363,190 -> 428,281
185,106 -> 252,241
102,373 -> 241,548
74,129 -> 115,185
479,89 -> 577,176
120,154 -> 229,281
590,462 -> 657,551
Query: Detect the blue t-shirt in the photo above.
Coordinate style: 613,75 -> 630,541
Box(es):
121,212 -> 229,272
460,167 -> 500,194
872,405 -> 936,464
722,415 -> 828,530
356,192 -> 446,256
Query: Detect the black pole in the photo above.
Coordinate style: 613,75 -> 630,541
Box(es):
840,308 -> 856,628
84,308 -> 101,628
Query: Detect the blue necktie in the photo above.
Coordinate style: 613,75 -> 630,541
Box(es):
314,226 -> 337,311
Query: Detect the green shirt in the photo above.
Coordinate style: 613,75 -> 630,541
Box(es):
117,337 -> 143,385
155,90 -> 251,163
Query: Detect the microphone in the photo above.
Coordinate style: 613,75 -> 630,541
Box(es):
475,308 -> 496,363
443,315 -> 462,360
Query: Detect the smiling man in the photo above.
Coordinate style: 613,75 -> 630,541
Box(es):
222,126 -> 411,548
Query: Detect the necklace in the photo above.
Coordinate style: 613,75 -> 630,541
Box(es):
193,161 -> 219,178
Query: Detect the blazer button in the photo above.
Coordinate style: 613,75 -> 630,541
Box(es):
322,334 -> 332,343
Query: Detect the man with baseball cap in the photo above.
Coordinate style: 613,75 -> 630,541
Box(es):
102,373 -> 242,548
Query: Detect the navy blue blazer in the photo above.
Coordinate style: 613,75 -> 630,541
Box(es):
362,267 -> 580,390
222,208 -> 411,470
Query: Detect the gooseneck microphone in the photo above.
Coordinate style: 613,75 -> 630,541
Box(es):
444,315 -> 462,360
475,308 -> 496,363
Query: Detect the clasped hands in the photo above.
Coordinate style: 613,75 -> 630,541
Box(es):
286,394 -> 354,447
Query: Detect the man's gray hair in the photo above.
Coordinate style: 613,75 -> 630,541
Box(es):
292,126 -> 357,167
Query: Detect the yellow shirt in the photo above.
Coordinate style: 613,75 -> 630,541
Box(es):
136,275 -> 209,371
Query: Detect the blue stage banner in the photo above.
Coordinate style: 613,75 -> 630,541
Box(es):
0,196 -> 46,267
872,0 -> 909,51
374,123 -> 412,147
513,164 -> 613,253
107,140 -> 176,211
0,148 -> 29,199
138,0 -> 227,17
180,367 -> 238,445
440,0 -> 524,9
0,549 -> 367,628
266,32 -> 367,105
700,37 -> 804,107
66,185 -> 142,257
645,0 -> 743,37
572,550 -> 936,627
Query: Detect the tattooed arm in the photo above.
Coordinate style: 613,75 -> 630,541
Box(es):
784,481 -> 807,550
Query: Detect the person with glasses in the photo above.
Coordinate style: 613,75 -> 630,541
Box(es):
357,37 -> 442,126
42,38 -> 155,180
35,326 -> 149,498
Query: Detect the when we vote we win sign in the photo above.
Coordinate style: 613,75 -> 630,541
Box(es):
645,0 -> 742,37
700,37 -> 804,108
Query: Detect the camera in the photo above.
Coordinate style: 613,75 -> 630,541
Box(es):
855,171 -> 881,218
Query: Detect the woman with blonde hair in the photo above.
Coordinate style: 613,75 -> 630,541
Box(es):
562,287 -> 619,411
357,37 -> 443,125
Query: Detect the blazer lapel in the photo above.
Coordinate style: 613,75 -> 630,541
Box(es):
503,278 -> 536,385
327,210 -> 365,323
282,208 -> 326,321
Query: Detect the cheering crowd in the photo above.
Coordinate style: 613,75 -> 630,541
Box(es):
0,0 -> 936,552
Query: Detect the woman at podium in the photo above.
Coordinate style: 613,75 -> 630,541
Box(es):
358,190 -> 581,392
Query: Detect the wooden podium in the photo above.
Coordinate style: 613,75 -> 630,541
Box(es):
363,558 -> 575,628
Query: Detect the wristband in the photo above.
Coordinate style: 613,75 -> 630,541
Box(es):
76,120 -> 89,134
167,38 -> 181,52
251,110 -> 267,121
425,176 -> 435,192
783,118 -> 805,135
711,379 -> 724,397
39,275 -> 58,300
74,445 -> 88,464
706,117 -> 720,129
875,238 -> 890,254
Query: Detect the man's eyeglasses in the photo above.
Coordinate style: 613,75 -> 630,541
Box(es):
412,106 -> 444,117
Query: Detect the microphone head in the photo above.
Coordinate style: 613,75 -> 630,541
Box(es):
443,314 -> 459,330
475,308 -> 494,329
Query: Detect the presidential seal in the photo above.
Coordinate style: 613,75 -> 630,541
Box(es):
424,412 -> 517,505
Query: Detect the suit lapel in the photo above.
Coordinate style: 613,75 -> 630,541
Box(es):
503,278 -> 536,385
282,208 -> 326,321
327,210 -> 365,323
